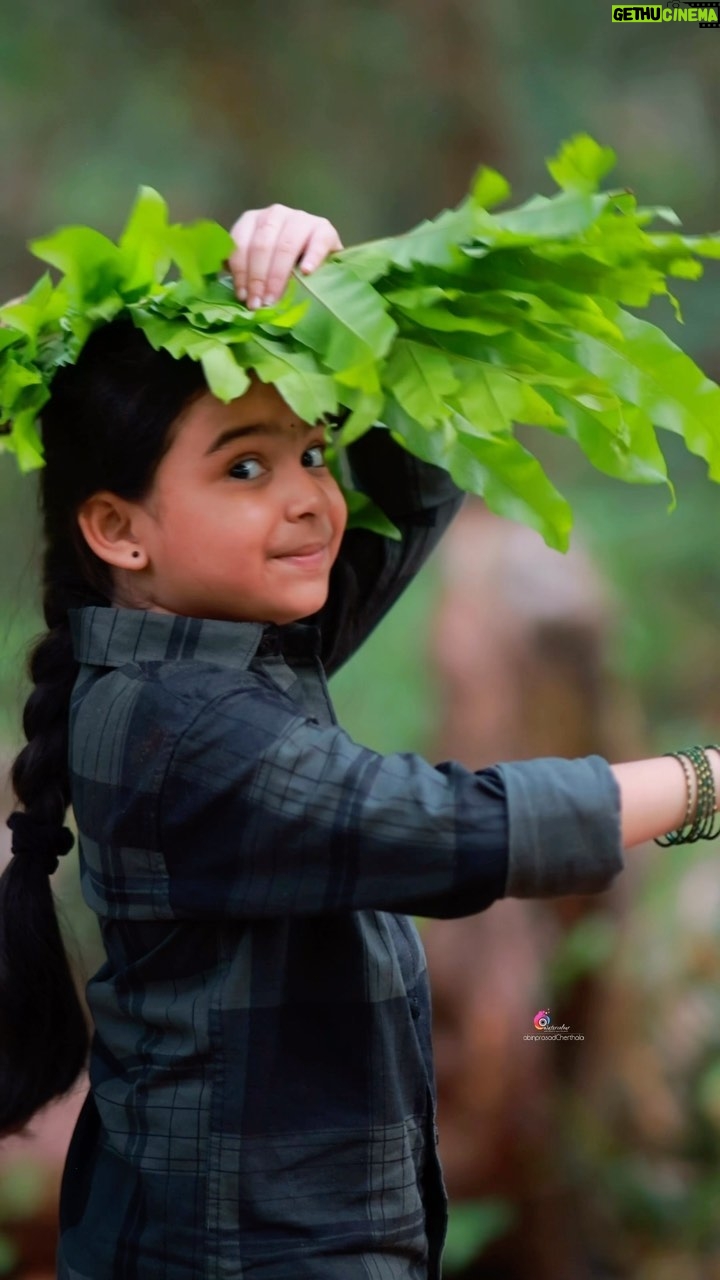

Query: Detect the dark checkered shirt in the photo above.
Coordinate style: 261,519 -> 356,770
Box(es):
56,426 -> 623,1279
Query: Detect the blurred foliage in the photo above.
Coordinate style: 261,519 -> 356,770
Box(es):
1,1 -> 720,1276
572,433 -> 720,750
0,1236 -> 14,1278
330,562 -> 441,752
547,910 -> 619,993
0,1160 -> 47,1276
442,1200 -> 517,1273
557,882 -> 720,1271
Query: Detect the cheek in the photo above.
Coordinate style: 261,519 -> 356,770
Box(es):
329,485 -> 348,547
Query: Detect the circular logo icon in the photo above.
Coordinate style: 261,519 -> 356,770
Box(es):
533,1009 -> 551,1030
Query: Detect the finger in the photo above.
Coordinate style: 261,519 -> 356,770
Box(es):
243,205 -> 296,309
227,208 -> 344,306
227,210 -> 262,301
298,221 -> 344,273
262,211 -> 329,305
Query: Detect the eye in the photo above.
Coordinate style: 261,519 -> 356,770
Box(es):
303,443 -> 328,468
228,457 -> 266,481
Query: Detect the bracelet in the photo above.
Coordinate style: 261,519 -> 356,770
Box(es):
654,745 -> 720,847
687,745 -> 718,841
703,744 -> 720,840
654,750 -> 695,847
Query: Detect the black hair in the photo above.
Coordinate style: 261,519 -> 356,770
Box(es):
0,318 -> 207,1135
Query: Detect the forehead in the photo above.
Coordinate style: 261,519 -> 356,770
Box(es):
170,372 -> 304,454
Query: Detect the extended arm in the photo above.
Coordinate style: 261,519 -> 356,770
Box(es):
155,671 -> 622,921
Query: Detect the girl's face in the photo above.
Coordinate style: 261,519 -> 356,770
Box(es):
81,372 -> 348,625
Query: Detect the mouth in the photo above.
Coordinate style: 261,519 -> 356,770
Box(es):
274,543 -> 329,569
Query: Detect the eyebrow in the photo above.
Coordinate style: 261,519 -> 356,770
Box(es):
204,420 -> 318,457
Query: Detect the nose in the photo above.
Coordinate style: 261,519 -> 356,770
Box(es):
282,459 -> 328,521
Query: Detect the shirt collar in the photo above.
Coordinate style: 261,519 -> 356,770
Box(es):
68,605 -> 322,671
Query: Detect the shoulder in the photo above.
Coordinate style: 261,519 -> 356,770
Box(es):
71,660 -> 302,769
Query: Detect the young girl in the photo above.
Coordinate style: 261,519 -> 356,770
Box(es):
1,203 -> 718,1280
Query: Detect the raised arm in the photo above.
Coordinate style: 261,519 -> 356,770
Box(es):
224,204 -> 466,677
316,425 -> 465,676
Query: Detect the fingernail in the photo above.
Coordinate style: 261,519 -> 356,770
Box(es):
238,286 -> 247,301
249,295 -> 262,310
263,293 -> 275,307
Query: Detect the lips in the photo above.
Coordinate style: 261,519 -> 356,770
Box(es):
277,542 -> 328,557
273,541 -> 330,571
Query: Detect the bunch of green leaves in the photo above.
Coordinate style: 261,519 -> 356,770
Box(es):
0,189 -> 235,470
1,132 -> 719,550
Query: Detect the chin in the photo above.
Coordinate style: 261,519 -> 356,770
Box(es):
271,590 -> 329,626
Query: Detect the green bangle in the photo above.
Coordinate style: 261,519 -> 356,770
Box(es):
685,745 -> 716,841
702,744 -> 720,841
655,750 -> 695,847
682,746 -> 710,842
654,745 -> 720,847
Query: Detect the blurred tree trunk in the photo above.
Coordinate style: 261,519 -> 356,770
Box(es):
389,0 -> 513,204
424,502 -> 647,1280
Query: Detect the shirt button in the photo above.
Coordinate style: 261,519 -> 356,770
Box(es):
258,630 -> 281,656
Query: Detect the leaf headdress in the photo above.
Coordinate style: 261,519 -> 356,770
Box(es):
2,132 -> 720,551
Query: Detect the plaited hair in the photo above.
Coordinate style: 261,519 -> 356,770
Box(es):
0,319 -> 206,1134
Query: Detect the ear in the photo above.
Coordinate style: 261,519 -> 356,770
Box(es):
76,491 -> 148,571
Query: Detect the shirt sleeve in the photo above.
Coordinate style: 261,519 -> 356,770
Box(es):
158,674 -> 623,921
314,425 -> 466,677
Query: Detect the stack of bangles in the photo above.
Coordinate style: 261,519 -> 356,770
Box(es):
655,745 -> 720,846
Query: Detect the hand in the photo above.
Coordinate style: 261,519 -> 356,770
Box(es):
227,204 -> 343,310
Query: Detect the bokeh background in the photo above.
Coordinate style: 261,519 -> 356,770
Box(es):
1,2 -> 720,1277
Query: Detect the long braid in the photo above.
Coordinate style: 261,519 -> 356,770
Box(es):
0,317 -> 207,1137
0,537 -> 108,1134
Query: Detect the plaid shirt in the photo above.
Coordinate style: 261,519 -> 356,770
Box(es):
57,427 -> 622,1279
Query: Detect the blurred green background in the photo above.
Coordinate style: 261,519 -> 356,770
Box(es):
1,2 -> 720,1277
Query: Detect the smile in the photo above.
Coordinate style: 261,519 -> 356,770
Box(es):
274,545 -> 329,570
